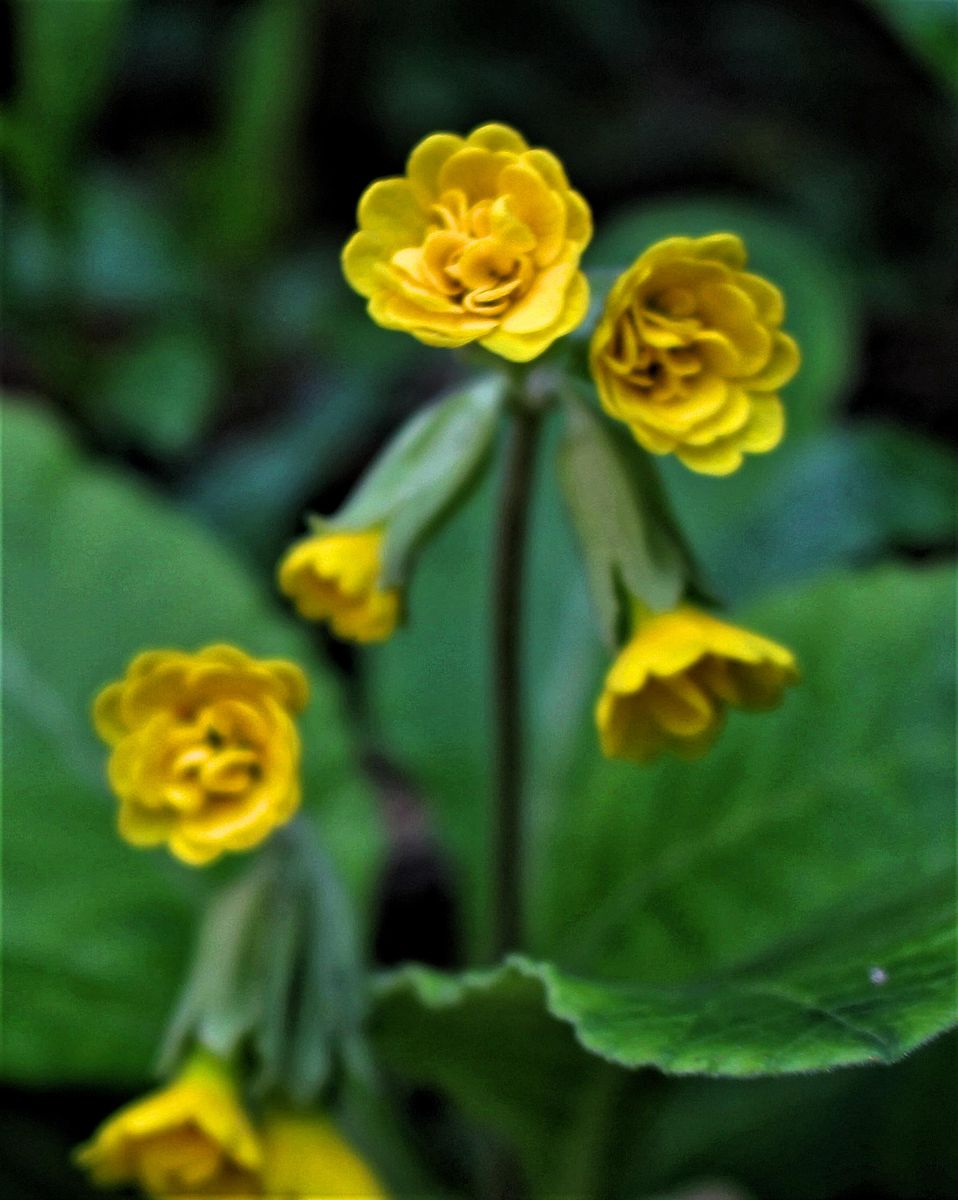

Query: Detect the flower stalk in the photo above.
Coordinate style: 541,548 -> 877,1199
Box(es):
491,390 -> 543,960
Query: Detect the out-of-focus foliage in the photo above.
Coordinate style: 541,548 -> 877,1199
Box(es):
1,403 -> 381,1084
2,0 -> 956,1197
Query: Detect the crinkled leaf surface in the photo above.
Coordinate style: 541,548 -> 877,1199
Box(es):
369,409 -> 957,1086
1,401 -> 380,1085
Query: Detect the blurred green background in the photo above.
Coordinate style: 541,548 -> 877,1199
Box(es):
2,1 -> 956,1197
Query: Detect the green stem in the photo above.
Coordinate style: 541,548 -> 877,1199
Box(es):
491,397 -> 542,961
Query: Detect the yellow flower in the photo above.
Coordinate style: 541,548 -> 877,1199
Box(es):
260,1110 -> 387,1199
590,234 -> 800,474
93,644 -> 308,866
75,1050 -> 262,1198
596,604 -> 798,763
278,529 -> 400,644
342,122 -> 592,361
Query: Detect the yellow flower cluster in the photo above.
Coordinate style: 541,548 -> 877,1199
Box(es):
93,645 -> 307,865
596,604 -> 798,763
590,234 -> 800,475
278,529 -> 399,643
343,122 -> 591,361
76,1052 -> 386,1199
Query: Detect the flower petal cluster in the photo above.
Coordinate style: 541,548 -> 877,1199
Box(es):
261,1111 -> 387,1199
75,1052 -> 261,1198
597,604 -> 798,762
590,234 -> 800,474
93,644 -> 308,865
278,529 -> 400,643
343,123 -> 592,361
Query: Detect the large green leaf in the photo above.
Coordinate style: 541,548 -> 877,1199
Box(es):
370,557 -> 956,1190
368,414 -> 956,1040
1,401 -> 381,1085
658,422 -> 958,605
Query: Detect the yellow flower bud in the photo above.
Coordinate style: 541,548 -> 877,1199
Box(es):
93,644 -> 308,866
590,234 -> 800,475
74,1050 -> 261,1198
260,1110 -> 387,1199
278,529 -> 400,644
343,122 -> 592,362
596,604 -> 798,763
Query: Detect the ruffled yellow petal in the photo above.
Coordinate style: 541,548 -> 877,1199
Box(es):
75,1052 -> 261,1194
261,1111 -> 387,1199
596,604 -> 798,763
590,233 -> 799,474
343,123 -> 591,359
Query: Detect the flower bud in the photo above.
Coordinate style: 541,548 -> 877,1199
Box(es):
590,234 -> 800,474
74,1050 -> 261,1196
279,529 -> 400,643
597,603 -> 798,762
260,1110 -> 387,1198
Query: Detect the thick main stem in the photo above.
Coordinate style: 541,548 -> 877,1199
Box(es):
491,399 -> 542,961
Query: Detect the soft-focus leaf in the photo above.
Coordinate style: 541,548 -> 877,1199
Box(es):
327,378 -> 505,587
1,401 -> 381,1085
370,561 -> 955,1187
588,198 -> 861,438
371,520 -> 956,1061
558,393 -> 690,641
199,0 -> 315,261
90,326 -> 222,457
660,422 -> 958,605
7,0 -> 131,214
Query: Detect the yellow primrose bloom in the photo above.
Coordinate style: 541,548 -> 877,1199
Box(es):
75,1050 -> 262,1198
590,234 -> 800,474
343,122 -> 592,361
93,644 -> 308,866
261,1110 -> 387,1199
597,604 -> 798,763
278,529 -> 400,644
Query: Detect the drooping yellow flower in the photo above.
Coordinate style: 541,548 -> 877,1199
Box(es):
93,644 -> 308,866
75,1050 -> 262,1198
596,603 -> 798,763
278,529 -> 400,644
343,122 -> 592,361
590,234 -> 800,475
260,1110 -> 387,1199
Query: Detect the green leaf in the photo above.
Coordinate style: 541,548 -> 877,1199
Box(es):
872,0 -> 958,94
370,554 -> 955,1188
326,377 -> 506,587
659,422 -> 958,605
371,551 -> 956,1055
587,198 -> 861,438
558,392 -> 691,642
1,401 -> 381,1086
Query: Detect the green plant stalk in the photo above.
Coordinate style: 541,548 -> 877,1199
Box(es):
491,396 -> 542,961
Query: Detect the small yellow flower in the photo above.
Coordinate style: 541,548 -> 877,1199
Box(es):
93,644 -> 308,866
261,1110 -> 387,1199
278,529 -> 400,644
596,603 -> 798,763
343,122 -> 591,361
590,234 -> 800,475
75,1050 -> 262,1198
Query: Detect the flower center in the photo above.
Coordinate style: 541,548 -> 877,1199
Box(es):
162,704 -> 266,813
391,188 -> 537,317
606,298 -> 705,404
